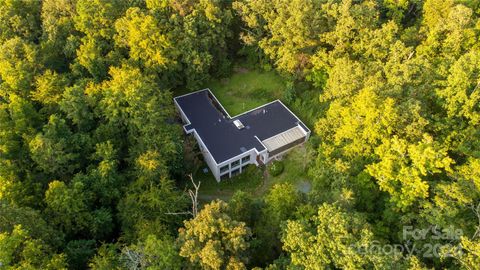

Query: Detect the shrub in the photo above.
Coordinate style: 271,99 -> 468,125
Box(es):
269,161 -> 284,176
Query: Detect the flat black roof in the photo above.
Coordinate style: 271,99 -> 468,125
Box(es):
174,89 -> 309,164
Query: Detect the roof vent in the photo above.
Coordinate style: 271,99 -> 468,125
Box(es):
233,120 -> 245,129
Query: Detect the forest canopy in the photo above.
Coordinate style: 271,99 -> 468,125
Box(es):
0,0 -> 479,269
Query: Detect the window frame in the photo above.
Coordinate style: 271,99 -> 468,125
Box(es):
220,165 -> 229,173
231,159 -> 240,168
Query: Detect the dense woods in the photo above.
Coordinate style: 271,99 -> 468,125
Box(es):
0,0 -> 479,269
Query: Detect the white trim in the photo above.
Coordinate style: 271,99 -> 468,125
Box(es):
190,129 -> 217,163
254,135 -> 268,153
174,94 -> 219,163
174,98 -> 193,130
198,88 -> 278,120
183,125 -> 192,133
217,148 -> 256,166
297,123 -> 308,136
277,99 -> 311,134
205,88 -> 231,118
230,99 -> 279,119
173,88 -> 210,100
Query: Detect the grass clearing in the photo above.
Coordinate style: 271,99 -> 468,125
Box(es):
188,145 -> 311,202
196,165 -> 263,193
266,146 -> 311,190
205,68 -> 287,116
189,165 -> 264,204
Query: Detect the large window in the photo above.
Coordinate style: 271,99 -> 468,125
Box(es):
241,155 -> 250,163
220,165 -> 229,173
231,159 -> 240,168
220,173 -> 229,180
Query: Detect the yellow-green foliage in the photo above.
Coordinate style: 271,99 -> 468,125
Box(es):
178,200 -> 251,270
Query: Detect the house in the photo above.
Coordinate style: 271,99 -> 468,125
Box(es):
174,89 -> 311,182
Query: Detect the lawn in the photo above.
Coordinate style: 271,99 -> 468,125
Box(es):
266,146 -> 311,190
204,67 -> 287,116
190,165 -> 265,204
188,145 -> 312,203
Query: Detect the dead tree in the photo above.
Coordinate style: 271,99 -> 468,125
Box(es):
188,174 -> 200,217
121,246 -> 146,270
166,174 -> 201,218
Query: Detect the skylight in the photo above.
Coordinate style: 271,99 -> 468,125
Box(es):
233,120 -> 245,129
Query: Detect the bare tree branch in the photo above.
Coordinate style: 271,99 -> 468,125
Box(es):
164,174 -> 201,218
121,246 -> 145,270
189,174 -> 201,217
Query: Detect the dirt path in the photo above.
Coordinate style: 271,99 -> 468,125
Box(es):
296,180 -> 312,193
252,168 -> 270,196
197,166 -> 312,204
198,193 -> 232,203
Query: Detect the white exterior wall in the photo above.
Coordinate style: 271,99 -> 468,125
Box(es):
174,98 -> 220,181
217,149 -> 257,181
192,131 -> 220,180
174,101 -> 188,125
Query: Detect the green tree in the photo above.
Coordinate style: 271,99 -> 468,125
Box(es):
122,234 -> 183,270
282,203 -> 423,269
64,239 -> 96,270
437,49 -> 480,125
0,225 -> 68,269
233,0 -> 329,74
418,0 -> 477,63
0,0 -> 41,43
367,135 -> 454,210
252,183 -> 302,265
91,65 -> 181,171
59,82 -> 95,131
44,180 -> 92,236
0,95 -> 42,206
0,37 -> 41,98
83,141 -> 124,207
0,201 -> 64,249
118,173 -> 187,241
72,0 -> 130,79
422,158 -> 480,244
178,200 -> 251,270
116,0 -> 233,88
29,115 -> 78,177
31,70 -> 69,106
40,0 -> 78,71
228,191 -> 256,227
89,244 -> 122,270
114,7 -> 177,71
